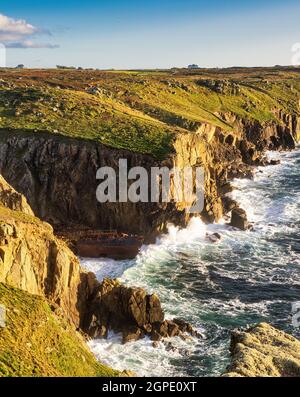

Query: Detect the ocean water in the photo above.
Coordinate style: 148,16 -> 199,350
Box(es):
82,149 -> 300,377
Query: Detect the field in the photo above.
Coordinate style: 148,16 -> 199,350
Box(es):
0,66 -> 300,158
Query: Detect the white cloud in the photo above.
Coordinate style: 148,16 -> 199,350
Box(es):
0,13 -> 58,49
6,40 -> 59,49
0,14 -> 37,41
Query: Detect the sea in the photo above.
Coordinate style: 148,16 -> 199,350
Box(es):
82,148 -> 300,377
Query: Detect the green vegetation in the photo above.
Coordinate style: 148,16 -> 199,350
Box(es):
0,204 -> 44,226
0,67 -> 299,158
0,283 -> 119,377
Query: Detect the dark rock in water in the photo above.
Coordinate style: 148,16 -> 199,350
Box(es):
122,326 -> 144,344
206,232 -> 222,243
269,159 -> 281,165
230,207 -> 249,230
248,222 -> 255,231
173,318 -> 203,338
83,279 -> 199,344
223,196 -> 238,213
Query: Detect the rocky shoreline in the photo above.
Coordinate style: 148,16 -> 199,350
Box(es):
0,175 -> 199,351
2,169 -> 300,377
224,323 -> 300,377
1,68 -> 300,376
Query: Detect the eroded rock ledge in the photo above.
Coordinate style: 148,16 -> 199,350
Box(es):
223,323 -> 300,377
83,278 -> 199,344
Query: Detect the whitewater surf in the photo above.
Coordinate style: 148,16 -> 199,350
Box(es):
82,149 -> 300,377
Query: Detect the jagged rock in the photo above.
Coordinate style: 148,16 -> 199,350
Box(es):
0,175 -> 34,215
223,323 -> 300,377
230,207 -> 249,230
84,278 -> 162,339
173,318 -> 202,338
196,79 -> 241,95
83,278 -> 199,343
222,196 -> 238,213
122,326 -> 144,344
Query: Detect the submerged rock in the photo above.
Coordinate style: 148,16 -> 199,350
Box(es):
224,323 -> 300,377
206,232 -> 222,243
269,159 -> 281,165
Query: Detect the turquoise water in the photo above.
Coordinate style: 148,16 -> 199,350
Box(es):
83,149 -> 300,377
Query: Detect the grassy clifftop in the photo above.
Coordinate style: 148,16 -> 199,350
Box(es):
0,283 -> 118,377
0,67 -> 300,158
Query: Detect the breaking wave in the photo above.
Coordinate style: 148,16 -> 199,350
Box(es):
82,149 -> 300,377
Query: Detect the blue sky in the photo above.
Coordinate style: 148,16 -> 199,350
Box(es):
1,1 -> 300,68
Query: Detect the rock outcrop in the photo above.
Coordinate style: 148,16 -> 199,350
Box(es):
83,278 -> 199,344
0,175 -> 196,344
224,323 -> 300,377
0,175 -> 34,216
230,207 -> 249,230
0,202 -> 93,328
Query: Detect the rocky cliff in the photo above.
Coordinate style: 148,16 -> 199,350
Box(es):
0,175 -> 196,353
0,68 -> 299,238
0,195 -> 93,329
0,109 -> 298,237
224,323 -> 300,377
0,174 -> 34,216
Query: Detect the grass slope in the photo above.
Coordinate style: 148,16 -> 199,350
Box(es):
0,283 -> 118,377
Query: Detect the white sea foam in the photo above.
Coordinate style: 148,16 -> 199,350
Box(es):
83,149 -> 300,377
80,257 -> 134,281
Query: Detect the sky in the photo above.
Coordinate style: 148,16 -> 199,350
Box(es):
0,0 -> 300,69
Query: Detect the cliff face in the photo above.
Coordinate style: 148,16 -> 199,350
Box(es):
0,110 -> 297,237
0,175 -> 195,346
0,174 -> 34,216
0,211 -> 93,328
0,133 -> 173,239
0,185 -> 94,328
173,111 -> 299,222
0,68 -> 299,237
224,323 -> 300,377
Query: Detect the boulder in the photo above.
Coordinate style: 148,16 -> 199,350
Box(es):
222,196 -> 238,213
230,207 -> 249,230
